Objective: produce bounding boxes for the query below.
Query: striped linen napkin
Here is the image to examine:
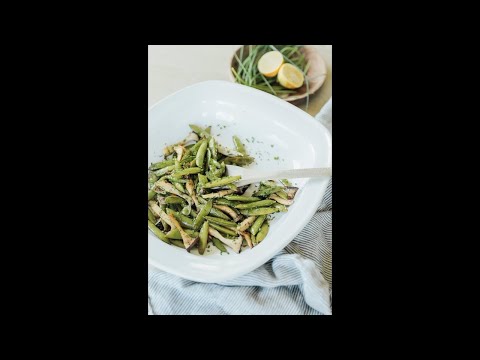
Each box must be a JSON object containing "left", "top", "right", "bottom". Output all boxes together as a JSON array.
[{"left": 148, "top": 98, "right": 332, "bottom": 315}]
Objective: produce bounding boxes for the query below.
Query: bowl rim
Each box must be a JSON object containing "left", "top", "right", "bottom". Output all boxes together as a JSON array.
[{"left": 148, "top": 80, "right": 332, "bottom": 282}]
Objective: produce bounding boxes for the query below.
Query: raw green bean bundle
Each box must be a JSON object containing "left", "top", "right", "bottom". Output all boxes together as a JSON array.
[{"left": 147, "top": 124, "right": 299, "bottom": 255}]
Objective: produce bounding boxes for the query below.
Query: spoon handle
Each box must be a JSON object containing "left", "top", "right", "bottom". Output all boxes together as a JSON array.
[
  {"left": 242, "top": 168, "right": 331, "bottom": 185},
  {"left": 276, "top": 168, "right": 331, "bottom": 179}
]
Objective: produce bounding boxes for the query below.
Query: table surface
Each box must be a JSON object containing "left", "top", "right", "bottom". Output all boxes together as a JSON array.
[{"left": 148, "top": 45, "right": 332, "bottom": 116}]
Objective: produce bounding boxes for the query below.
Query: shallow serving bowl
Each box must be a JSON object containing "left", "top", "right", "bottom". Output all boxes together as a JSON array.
[
  {"left": 148, "top": 80, "right": 332, "bottom": 282},
  {"left": 229, "top": 45, "right": 327, "bottom": 102}
]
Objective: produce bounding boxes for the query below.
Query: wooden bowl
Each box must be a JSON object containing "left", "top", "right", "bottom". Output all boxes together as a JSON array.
[{"left": 229, "top": 45, "right": 327, "bottom": 102}]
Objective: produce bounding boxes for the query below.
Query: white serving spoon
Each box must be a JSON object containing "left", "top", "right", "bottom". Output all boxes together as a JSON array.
[{"left": 226, "top": 165, "right": 332, "bottom": 187}]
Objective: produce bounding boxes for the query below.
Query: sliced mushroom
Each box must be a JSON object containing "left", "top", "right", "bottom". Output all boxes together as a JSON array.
[
  {"left": 168, "top": 214, "right": 198, "bottom": 252},
  {"left": 237, "top": 216, "right": 257, "bottom": 232},
  {"left": 156, "top": 195, "right": 167, "bottom": 205},
  {"left": 263, "top": 180, "right": 278, "bottom": 187},
  {"left": 158, "top": 209, "right": 175, "bottom": 228},
  {"left": 213, "top": 205, "right": 243, "bottom": 222},
  {"left": 217, "top": 143, "right": 244, "bottom": 157},
  {"left": 164, "top": 133, "right": 199, "bottom": 156},
  {"left": 182, "top": 132, "right": 199, "bottom": 145},
  {"left": 273, "top": 203, "right": 288, "bottom": 212},
  {"left": 269, "top": 194, "right": 294, "bottom": 206},
  {"left": 239, "top": 231, "right": 253, "bottom": 249},
  {"left": 174, "top": 145, "right": 186, "bottom": 161},
  {"left": 242, "top": 183, "right": 259, "bottom": 197},
  {"left": 208, "top": 228, "right": 242, "bottom": 253},
  {"left": 163, "top": 145, "right": 174, "bottom": 156},
  {"left": 201, "top": 189, "right": 237, "bottom": 199},
  {"left": 185, "top": 179, "right": 200, "bottom": 209},
  {"left": 285, "top": 187, "right": 299, "bottom": 200},
  {"left": 148, "top": 201, "right": 162, "bottom": 217},
  {"left": 155, "top": 180, "right": 192, "bottom": 203}
]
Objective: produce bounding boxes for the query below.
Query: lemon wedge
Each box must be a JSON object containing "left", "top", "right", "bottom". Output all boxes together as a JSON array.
[
  {"left": 257, "top": 51, "right": 284, "bottom": 78},
  {"left": 277, "top": 63, "right": 305, "bottom": 89}
]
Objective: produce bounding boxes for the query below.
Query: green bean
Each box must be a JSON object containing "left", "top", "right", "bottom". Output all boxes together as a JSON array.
[
  {"left": 206, "top": 148, "right": 211, "bottom": 168},
  {"left": 256, "top": 222, "right": 269, "bottom": 243},
  {"left": 276, "top": 190, "right": 289, "bottom": 200},
  {"left": 212, "top": 237, "right": 227, "bottom": 253},
  {"left": 172, "top": 167, "right": 202, "bottom": 178},
  {"left": 154, "top": 164, "right": 176, "bottom": 176},
  {"left": 196, "top": 141, "right": 208, "bottom": 168},
  {"left": 233, "top": 136, "right": 247, "bottom": 155},
  {"left": 165, "top": 228, "right": 198, "bottom": 240},
  {"left": 212, "top": 162, "right": 226, "bottom": 177},
  {"left": 174, "top": 182, "right": 186, "bottom": 193},
  {"left": 198, "top": 196, "right": 207, "bottom": 205},
  {"left": 234, "top": 199, "right": 276, "bottom": 209},
  {"left": 224, "top": 183, "right": 237, "bottom": 190},
  {"left": 209, "top": 222, "right": 237, "bottom": 236},
  {"left": 204, "top": 215, "right": 237, "bottom": 228},
  {"left": 148, "top": 190, "right": 156, "bottom": 201},
  {"left": 166, "top": 208, "right": 195, "bottom": 229},
  {"left": 209, "top": 137, "right": 217, "bottom": 159},
  {"left": 225, "top": 195, "right": 261, "bottom": 202},
  {"left": 171, "top": 240, "right": 186, "bottom": 248},
  {"left": 180, "top": 154, "right": 195, "bottom": 165},
  {"left": 198, "top": 221, "right": 209, "bottom": 255},
  {"left": 251, "top": 233, "right": 256, "bottom": 245},
  {"left": 162, "top": 176, "right": 188, "bottom": 184},
  {"left": 205, "top": 171, "right": 218, "bottom": 182},
  {"left": 165, "top": 196, "right": 186, "bottom": 205},
  {"left": 194, "top": 200, "right": 213, "bottom": 229},
  {"left": 149, "top": 159, "right": 175, "bottom": 171},
  {"left": 210, "top": 158, "right": 222, "bottom": 169},
  {"left": 190, "top": 139, "right": 206, "bottom": 155},
  {"left": 198, "top": 174, "right": 208, "bottom": 185},
  {"left": 201, "top": 189, "right": 237, "bottom": 199},
  {"left": 263, "top": 180, "right": 278, "bottom": 187},
  {"left": 209, "top": 207, "right": 230, "bottom": 220},
  {"left": 189, "top": 124, "right": 204, "bottom": 135},
  {"left": 148, "top": 208, "right": 156, "bottom": 223},
  {"left": 181, "top": 204, "right": 191, "bottom": 216},
  {"left": 191, "top": 209, "right": 198, "bottom": 217},
  {"left": 189, "top": 124, "right": 211, "bottom": 139},
  {"left": 254, "top": 186, "right": 283, "bottom": 197},
  {"left": 148, "top": 220, "right": 171, "bottom": 244},
  {"left": 250, "top": 215, "right": 266, "bottom": 235},
  {"left": 273, "top": 203, "right": 288, "bottom": 212},
  {"left": 214, "top": 198, "right": 239, "bottom": 207},
  {"left": 239, "top": 207, "right": 278, "bottom": 216},
  {"left": 148, "top": 173, "right": 158, "bottom": 185},
  {"left": 203, "top": 176, "right": 241, "bottom": 189},
  {"left": 223, "top": 156, "right": 255, "bottom": 166}
]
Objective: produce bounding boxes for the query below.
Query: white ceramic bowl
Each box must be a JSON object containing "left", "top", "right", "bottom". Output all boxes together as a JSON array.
[{"left": 148, "top": 80, "right": 332, "bottom": 282}]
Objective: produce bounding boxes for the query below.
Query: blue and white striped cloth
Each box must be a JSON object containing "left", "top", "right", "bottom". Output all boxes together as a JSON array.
[{"left": 148, "top": 98, "right": 332, "bottom": 315}]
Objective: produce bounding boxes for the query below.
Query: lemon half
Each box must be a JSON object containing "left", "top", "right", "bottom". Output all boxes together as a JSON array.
[
  {"left": 277, "top": 63, "right": 304, "bottom": 89},
  {"left": 257, "top": 51, "right": 284, "bottom": 78}
]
